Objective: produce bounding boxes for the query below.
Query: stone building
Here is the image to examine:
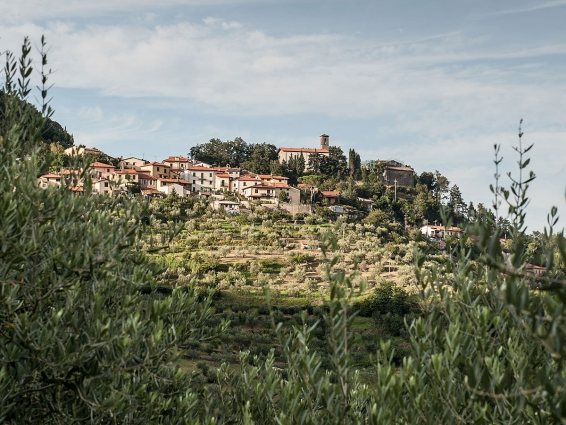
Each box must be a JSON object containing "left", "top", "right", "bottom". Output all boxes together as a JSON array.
[
  {"left": 383, "top": 165, "right": 414, "bottom": 188},
  {"left": 277, "top": 134, "right": 330, "bottom": 169}
]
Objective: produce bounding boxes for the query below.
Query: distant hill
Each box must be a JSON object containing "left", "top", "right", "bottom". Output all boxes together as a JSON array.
[{"left": 0, "top": 91, "right": 74, "bottom": 149}]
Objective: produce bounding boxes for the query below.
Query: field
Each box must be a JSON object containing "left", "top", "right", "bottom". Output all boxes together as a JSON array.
[{"left": 141, "top": 203, "right": 433, "bottom": 378}]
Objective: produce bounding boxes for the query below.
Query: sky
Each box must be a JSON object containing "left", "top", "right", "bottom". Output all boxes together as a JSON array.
[{"left": 1, "top": 0, "right": 565, "bottom": 231}]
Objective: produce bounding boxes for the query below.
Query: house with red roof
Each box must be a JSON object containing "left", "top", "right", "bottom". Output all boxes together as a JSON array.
[
  {"left": 156, "top": 178, "right": 192, "bottom": 197},
  {"left": 233, "top": 175, "right": 262, "bottom": 196},
  {"left": 89, "top": 162, "right": 114, "bottom": 179},
  {"left": 241, "top": 183, "right": 300, "bottom": 204}
]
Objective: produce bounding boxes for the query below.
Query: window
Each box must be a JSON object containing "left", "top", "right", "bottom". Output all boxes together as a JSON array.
[
  {"left": 157, "top": 167, "right": 160, "bottom": 172},
  {"left": 200, "top": 173, "right": 204, "bottom": 178},
  {"left": 243, "top": 182, "right": 247, "bottom": 186},
  {"left": 193, "top": 180, "right": 195, "bottom": 184},
  {"left": 104, "top": 182, "right": 108, "bottom": 187},
  {"left": 255, "top": 189, "right": 258, "bottom": 193},
  {"left": 209, "top": 173, "right": 212, "bottom": 178}
]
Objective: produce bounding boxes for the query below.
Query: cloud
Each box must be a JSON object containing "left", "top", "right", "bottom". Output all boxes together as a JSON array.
[
  {"left": 0, "top": 0, "right": 280, "bottom": 23},
  {"left": 2, "top": 19, "right": 563, "bottom": 136},
  {"left": 471, "top": 0, "right": 566, "bottom": 18}
]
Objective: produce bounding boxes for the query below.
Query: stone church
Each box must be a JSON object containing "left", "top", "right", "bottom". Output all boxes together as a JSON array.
[{"left": 277, "top": 134, "right": 330, "bottom": 169}]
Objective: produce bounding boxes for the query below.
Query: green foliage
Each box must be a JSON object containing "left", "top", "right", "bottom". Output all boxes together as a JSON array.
[
  {"left": 189, "top": 137, "right": 278, "bottom": 174},
  {"left": 356, "top": 282, "right": 414, "bottom": 317},
  {"left": 0, "top": 38, "right": 226, "bottom": 424}
]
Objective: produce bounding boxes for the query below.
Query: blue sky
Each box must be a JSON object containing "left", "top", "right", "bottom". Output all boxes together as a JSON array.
[{"left": 1, "top": 0, "right": 565, "bottom": 231}]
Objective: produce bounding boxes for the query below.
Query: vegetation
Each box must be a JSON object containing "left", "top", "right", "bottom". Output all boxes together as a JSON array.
[{"left": 3, "top": 36, "right": 566, "bottom": 424}]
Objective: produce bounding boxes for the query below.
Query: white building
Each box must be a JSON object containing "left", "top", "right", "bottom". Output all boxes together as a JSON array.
[
  {"left": 420, "top": 225, "right": 462, "bottom": 239},
  {"left": 186, "top": 166, "right": 216, "bottom": 194},
  {"left": 212, "top": 200, "right": 240, "bottom": 214}
]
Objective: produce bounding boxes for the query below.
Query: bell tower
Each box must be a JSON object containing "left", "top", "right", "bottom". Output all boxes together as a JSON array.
[{"left": 319, "top": 134, "right": 329, "bottom": 150}]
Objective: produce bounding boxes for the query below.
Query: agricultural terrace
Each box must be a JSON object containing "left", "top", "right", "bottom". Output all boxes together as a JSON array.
[{"left": 138, "top": 195, "right": 444, "bottom": 377}]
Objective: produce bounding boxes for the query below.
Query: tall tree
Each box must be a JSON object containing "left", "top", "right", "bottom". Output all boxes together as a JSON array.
[
  {"left": 241, "top": 142, "right": 278, "bottom": 174},
  {"left": 320, "top": 146, "right": 348, "bottom": 178},
  {"left": 348, "top": 148, "right": 362, "bottom": 179}
]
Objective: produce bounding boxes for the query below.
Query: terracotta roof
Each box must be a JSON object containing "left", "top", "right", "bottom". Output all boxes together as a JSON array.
[
  {"left": 278, "top": 148, "right": 329, "bottom": 153},
  {"left": 257, "top": 174, "right": 289, "bottom": 180},
  {"left": 142, "top": 162, "right": 170, "bottom": 167},
  {"left": 158, "top": 178, "right": 191, "bottom": 184},
  {"left": 41, "top": 173, "right": 61, "bottom": 178},
  {"left": 386, "top": 166, "right": 414, "bottom": 172},
  {"left": 137, "top": 173, "right": 157, "bottom": 180},
  {"left": 90, "top": 162, "right": 113, "bottom": 168},
  {"left": 113, "top": 169, "right": 138, "bottom": 174},
  {"left": 238, "top": 176, "right": 261, "bottom": 181},
  {"left": 141, "top": 188, "right": 163, "bottom": 195},
  {"left": 242, "top": 184, "right": 282, "bottom": 191},
  {"left": 422, "top": 225, "right": 462, "bottom": 232},
  {"left": 187, "top": 166, "right": 215, "bottom": 172},
  {"left": 163, "top": 156, "right": 190, "bottom": 163},
  {"left": 321, "top": 191, "right": 340, "bottom": 197},
  {"left": 216, "top": 173, "right": 230, "bottom": 178}
]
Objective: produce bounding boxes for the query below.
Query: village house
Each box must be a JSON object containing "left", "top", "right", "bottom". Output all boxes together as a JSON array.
[
  {"left": 320, "top": 190, "right": 341, "bottom": 205},
  {"left": 110, "top": 169, "right": 139, "bottom": 186},
  {"left": 186, "top": 166, "right": 216, "bottom": 194},
  {"left": 357, "top": 197, "right": 374, "bottom": 212},
  {"left": 139, "top": 162, "right": 173, "bottom": 179},
  {"left": 383, "top": 164, "right": 415, "bottom": 188},
  {"left": 214, "top": 172, "right": 231, "bottom": 191},
  {"left": 211, "top": 200, "right": 240, "bottom": 214},
  {"left": 257, "top": 174, "right": 289, "bottom": 185},
  {"left": 119, "top": 157, "right": 147, "bottom": 170},
  {"left": 92, "top": 178, "right": 113, "bottom": 195},
  {"left": 64, "top": 146, "right": 105, "bottom": 157},
  {"left": 38, "top": 173, "right": 62, "bottom": 188},
  {"left": 141, "top": 188, "right": 164, "bottom": 198},
  {"left": 89, "top": 162, "right": 114, "bottom": 179},
  {"left": 233, "top": 175, "right": 262, "bottom": 196},
  {"left": 137, "top": 173, "right": 157, "bottom": 189},
  {"left": 241, "top": 183, "right": 300, "bottom": 204},
  {"left": 162, "top": 155, "right": 191, "bottom": 173},
  {"left": 525, "top": 263, "right": 546, "bottom": 277},
  {"left": 156, "top": 178, "right": 192, "bottom": 197},
  {"left": 420, "top": 225, "right": 463, "bottom": 240}
]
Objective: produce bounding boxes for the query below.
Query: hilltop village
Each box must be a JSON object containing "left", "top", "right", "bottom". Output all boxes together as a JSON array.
[{"left": 39, "top": 134, "right": 423, "bottom": 219}]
